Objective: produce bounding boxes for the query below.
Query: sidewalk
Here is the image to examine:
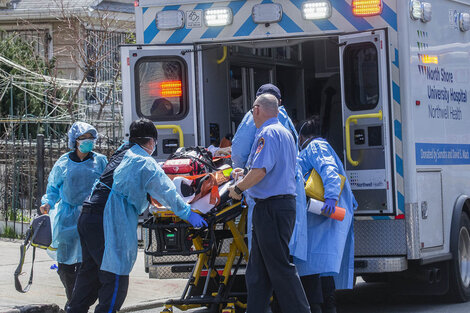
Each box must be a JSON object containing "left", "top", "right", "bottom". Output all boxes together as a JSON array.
[{"left": 0, "top": 238, "right": 187, "bottom": 312}]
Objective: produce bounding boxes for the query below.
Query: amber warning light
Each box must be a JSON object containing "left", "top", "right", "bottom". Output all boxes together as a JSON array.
[
  {"left": 152, "top": 80, "right": 183, "bottom": 97},
  {"left": 352, "top": 0, "right": 383, "bottom": 17}
]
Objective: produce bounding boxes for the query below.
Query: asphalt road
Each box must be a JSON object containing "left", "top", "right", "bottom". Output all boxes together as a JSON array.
[
  {"left": 336, "top": 281, "right": 470, "bottom": 313},
  {"left": 137, "top": 280, "right": 470, "bottom": 313}
]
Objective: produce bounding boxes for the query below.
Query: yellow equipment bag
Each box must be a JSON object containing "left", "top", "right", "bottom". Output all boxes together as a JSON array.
[{"left": 305, "top": 169, "right": 346, "bottom": 201}]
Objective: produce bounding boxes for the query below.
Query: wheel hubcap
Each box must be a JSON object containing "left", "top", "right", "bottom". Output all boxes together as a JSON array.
[{"left": 459, "top": 226, "right": 470, "bottom": 288}]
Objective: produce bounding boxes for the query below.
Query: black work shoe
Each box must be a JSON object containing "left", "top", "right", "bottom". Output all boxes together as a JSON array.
[{"left": 322, "top": 294, "right": 337, "bottom": 313}]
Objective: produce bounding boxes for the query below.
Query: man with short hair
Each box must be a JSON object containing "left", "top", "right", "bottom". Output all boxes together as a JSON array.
[
  {"left": 229, "top": 94, "right": 310, "bottom": 313},
  {"left": 67, "top": 119, "right": 206, "bottom": 313},
  {"left": 231, "top": 84, "right": 307, "bottom": 260}
]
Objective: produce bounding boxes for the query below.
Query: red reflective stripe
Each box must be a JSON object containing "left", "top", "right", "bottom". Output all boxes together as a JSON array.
[
  {"left": 200, "top": 270, "right": 225, "bottom": 277},
  {"left": 395, "top": 214, "right": 405, "bottom": 220}
]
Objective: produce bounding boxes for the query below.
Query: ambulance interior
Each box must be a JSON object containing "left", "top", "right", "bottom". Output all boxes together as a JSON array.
[
  {"left": 200, "top": 37, "right": 345, "bottom": 161},
  {"left": 200, "top": 37, "right": 344, "bottom": 159}
]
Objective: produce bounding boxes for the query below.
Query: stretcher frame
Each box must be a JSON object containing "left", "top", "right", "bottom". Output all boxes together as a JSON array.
[{"left": 144, "top": 200, "right": 249, "bottom": 313}]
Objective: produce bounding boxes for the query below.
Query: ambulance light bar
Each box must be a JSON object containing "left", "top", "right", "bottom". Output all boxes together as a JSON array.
[
  {"left": 421, "top": 2, "right": 432, "bottom": 22},
  {"left": 159, "top": 80, "right": 183, "bottom": 98},
  {"left": 252, "top": 3, "right": 283, "bottom": 24},
  {"left": 410, "top": 1, "right": 432, "bottom": 22},
  {"left": 204, "top": 7, "right": 233, "bottom": 27},
  {"left": 420, "top": 54, "right": 438, "bottom": 64},
  {"left": 459, "top": 12, "right": 470, "bottom": 32},
  {"left": 352, "top": 0, "right": 383, "bottom": 17},
  {"left": 156, "top": 10, "right": 185, "bottom": 30},
  {"left": 410, "top": 0, "right": 422, "bottom": 20},
  {"left": 301, "top": 1, "right": 332, "bottom": 20}
]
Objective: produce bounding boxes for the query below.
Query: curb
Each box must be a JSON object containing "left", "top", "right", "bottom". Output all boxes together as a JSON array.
[
  {"left": 119, "top": 300, "right": 166, "bottom": 312},
  {"left": 1, "top": 300, "right": 167, "bottom": 313},
  {"left": 1, "top": 304, "right": 64, "bottom": 313}
]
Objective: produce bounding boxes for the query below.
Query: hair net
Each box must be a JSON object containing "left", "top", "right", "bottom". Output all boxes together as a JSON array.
[{"left": 68, "top": 122, "right": 98, "bottom": 149}]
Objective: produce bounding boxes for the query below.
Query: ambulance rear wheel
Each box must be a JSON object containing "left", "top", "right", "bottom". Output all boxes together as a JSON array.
[{"left": 447, "top": 212, "right": 470, "bottom": 302}]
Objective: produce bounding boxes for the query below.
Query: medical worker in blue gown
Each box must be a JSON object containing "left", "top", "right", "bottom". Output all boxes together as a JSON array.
[
  {"left": 67, "top": 119, "right": 207, "bottom": 313},
  {"left": 40, "top": 122, "right": 108, "bottom": 308},
  {"left": 294, "top": 117, "right": 358, "bottom": 313},
  {"left": 231, "top": 84, "right": 307, "bottom": 255}
]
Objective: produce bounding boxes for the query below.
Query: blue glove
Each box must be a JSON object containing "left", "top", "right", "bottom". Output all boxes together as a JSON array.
[
  {"left": 321, "top": 199, "right": 336, "bottom": 216},
  {"left": 187, "top": 211, "right": 208, "bottom": 228}
]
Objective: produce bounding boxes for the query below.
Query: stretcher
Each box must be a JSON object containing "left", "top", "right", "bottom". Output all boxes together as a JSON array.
[{"left": 142, "top": 167, "right": 249, "bottom": 313}]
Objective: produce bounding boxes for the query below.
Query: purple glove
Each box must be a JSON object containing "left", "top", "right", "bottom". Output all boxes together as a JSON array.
[
  {"left": 321, "top": 199, "right": 336, "bottom": 216},
  {"left": 187, "top": 211, "right": 208, "bottom": 228}
]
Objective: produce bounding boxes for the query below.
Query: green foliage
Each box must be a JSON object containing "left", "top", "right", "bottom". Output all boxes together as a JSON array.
[
  {"left": 124, "top": 32, "right": 136, "bottom": 44},
  {"left": 7, "top": 209, "right": 31, "bottom": 223},
  {"left": 0, "top": 225, "right": 20, "bottom": 239},
  {"left": 0, "top": 30, "right": 56, "bottom": 137}
]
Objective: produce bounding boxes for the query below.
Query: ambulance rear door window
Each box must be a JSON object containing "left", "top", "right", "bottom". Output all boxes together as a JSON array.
[
  {"left": 343, "top": 42, "right": 379, "bottom": 111},
  {"left": 135, "top": 57, "right": 188, "bottom": 121}
]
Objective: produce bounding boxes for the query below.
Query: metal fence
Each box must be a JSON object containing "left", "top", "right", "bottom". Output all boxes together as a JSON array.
[{"left": 0, "top": 126, "right": 122, "bottom": 238}]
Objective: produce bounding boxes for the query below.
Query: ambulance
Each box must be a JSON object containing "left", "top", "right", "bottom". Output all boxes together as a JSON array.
[{"left": 121, "top": 0, "right": 470, "bottom": 300}]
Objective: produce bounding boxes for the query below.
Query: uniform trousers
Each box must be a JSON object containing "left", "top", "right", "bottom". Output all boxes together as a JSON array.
[
  {"left": 57, "top": 262, "right": 80, "bottom": 308},
  {"left": 67, "top": 211, "right": 129, "bottom": 313},
  {"left": 246, "top": 197, "right": 310, "bottom": 313}
]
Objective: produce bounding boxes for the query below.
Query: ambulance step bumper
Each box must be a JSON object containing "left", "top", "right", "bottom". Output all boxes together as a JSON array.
[
  {"left": 148, "top": 263, "right": 196, "bottom": 279},
  {"left": 354, "top": 256, "right": 408, "bottom": 274}
]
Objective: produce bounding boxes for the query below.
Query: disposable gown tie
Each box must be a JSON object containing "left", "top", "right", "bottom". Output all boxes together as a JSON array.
[{"left": 43, "top": 152, "right": 108, "bottom": 264}]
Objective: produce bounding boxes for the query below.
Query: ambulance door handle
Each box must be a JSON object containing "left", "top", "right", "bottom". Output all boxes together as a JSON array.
[
  {"left": 345, "top": 111, "right": 383, "bottom": 166},
  {"left": 155, "top": 125, "right": 184, "bottom": 147},
  {"left": 421, "top": 201, "right": 428, "bottom": 220}
]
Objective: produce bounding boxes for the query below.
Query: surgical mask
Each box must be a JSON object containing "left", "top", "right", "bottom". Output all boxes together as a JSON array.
[
  {"left": 142, "top": 139, "right": 157, "bottom": 155},
  {"left": 77, "top": 139, "right": 95, "bottom": 153}
]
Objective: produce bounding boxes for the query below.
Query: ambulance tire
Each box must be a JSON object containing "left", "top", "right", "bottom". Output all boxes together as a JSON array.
[{"left": 447, "top": 212, "right": 470, "bottom": 302}]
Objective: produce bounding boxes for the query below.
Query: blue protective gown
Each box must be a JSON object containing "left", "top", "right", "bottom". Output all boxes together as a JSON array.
[
  {"left": 101, "top": 144, "right": 192, "bottom": 275},
  {"left": 42, "top": 152, "right": 108, "bottom": 264},
  {"left": 294, "top": 138, "right": 358, "bottom": 289},
  {"left": 231, "top": 106, "right": 308, "bottom": 257}
]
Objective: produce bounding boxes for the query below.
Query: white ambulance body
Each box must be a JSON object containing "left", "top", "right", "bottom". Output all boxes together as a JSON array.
[{"left": 122, "top": 0, "right": 470, "bottom": 299}]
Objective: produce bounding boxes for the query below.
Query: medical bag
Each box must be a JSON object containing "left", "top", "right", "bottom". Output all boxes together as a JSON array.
[
  {"left": 14, "top": 214, "right": 56, "bottom": 293},
  {"left": 162, "top": 146, "right": 216, "bottom": 176}
]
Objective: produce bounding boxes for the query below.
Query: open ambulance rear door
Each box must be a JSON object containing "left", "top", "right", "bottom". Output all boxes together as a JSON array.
[
  {"left": 121, "top": 45, "right": 198, "bottom": 160},
  {"left": 340, "top": 30, "right": 395, "bottom": 216}
]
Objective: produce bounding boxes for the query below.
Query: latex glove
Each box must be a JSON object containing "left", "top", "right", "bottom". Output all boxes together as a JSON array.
[
  {"left": 228, "top": 186, "right": 243, "bottom": 200},
  {"left": 187, "top": 211, "right": 208, "bottom": 228},
  {"left": 321, "top": 199, "right": 336, "bottom": 216},
  {"left": 39, "top": 203, "right": 50, "bottom": 215}
]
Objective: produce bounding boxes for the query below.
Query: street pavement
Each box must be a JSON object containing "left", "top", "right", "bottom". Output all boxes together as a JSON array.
[
  {"left": 0, "top": 238, "right": 186, "bottom": 312},
  {"left": 158, "top": 283, "right": 470, "bottom": 313},
  {"left": 2, "top": 238, "right": 470, "bottom": 313}
]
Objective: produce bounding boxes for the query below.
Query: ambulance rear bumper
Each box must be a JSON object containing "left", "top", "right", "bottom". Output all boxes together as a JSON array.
[{"left": 354, "top": 256, "right": 408, "bottom": 274}]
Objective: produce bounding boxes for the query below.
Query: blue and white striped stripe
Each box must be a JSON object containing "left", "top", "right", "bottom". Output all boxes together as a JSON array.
[{"left": 141, "top": 0, "right": 399, "bottom": 44}]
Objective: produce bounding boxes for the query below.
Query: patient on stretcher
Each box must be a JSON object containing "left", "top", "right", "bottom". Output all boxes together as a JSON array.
[{"left": 150, "top": 146, "right": 234, "bottom": 216}]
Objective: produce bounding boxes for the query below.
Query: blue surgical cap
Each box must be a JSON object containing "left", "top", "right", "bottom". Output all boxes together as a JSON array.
[{"left": 68, "top": 122, "right": 98, "bottom": 149}]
